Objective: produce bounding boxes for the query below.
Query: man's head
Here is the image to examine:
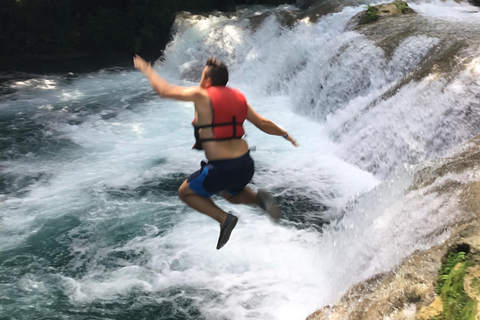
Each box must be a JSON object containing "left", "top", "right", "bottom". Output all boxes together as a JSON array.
[{"left": 200, "top": 57, "right": 228, "bottom": 88}]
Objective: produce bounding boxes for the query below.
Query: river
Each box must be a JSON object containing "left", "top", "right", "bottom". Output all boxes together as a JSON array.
[{"left": 1, "top": 1, "right": 480, "bottom": 319}]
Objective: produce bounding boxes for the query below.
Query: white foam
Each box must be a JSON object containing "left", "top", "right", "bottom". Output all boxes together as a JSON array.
[
  {"left": 410, "top": 0, "right": 480, "bottom": 22},
  {"left": 2, "top": 3, "right": 480, "bottom": 319}
]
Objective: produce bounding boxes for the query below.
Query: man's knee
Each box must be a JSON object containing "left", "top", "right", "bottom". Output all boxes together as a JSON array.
[
  {"left": 221, "top": 190, "right": 230, "bottom": 199},
  {"left": 221, "top": 191, "right": 237, "bottom": 203},
  {"left": 178, "top": 181, "right": 189, "bottom": 201}
]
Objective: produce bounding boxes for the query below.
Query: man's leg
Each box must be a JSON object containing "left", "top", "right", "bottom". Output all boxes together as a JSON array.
[
  {"left": 221, "top": 186, "right": 257, "bottom": 205},
  {"left": 222, "top": 187, "right": 282, "bottom": 221},
  {"left": 178, "top": 179, "right": 228, "bottom": 224},
  {"left": 179, "top": 179, "right": 238, "bottom": 250}
]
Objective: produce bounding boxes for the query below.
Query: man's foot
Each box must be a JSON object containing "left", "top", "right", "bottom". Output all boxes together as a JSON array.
[
  {"left": 216, "top": 213, "right": 238, "bottom": 250},
  {"left": 256, "top": 189, "right": 282, "bottom": 221}
]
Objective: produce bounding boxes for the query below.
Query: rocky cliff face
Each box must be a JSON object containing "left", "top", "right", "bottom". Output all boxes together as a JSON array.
[
  {"left": 300, "top": 3, "right": 480, "bottom": 314},
  {"left": 307, "top": 135, "right": 480, "bottom": 319},
  {"left": 304, "top": 1, "right": 480, "bottom": 318},
  {"left": 307, "top": 128, "right": 480, "bottom": 320}
]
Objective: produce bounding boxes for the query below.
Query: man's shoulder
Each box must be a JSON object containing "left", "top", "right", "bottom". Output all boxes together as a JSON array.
[
  {"left": 192, "top": 87, "right": 211, "bottom": 108},
  {"left": 184, "top": 86, "right": 208, "bottom": 101},
  {"left": 193, "top": 86, "right": 209, "bottom": 96}
]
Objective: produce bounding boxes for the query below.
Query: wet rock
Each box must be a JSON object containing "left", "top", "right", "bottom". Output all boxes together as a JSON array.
[
  {"left": 306, "top": 135, "right": 480, "bottom": 320},
  {"left": 248, "top": 9, "right": 305, "bottom": 30},
  {"left": 469, "top": 0, "right": 480, "bottom": 7},
  {"left": 303, "top": 0, "right": 344, "bottom": 22},
  {"left": 417, "top": 296, "right": 443, "bottom": 319},
  {"left": 464, "top": 265, "right": 480, "bottom": 303},
  {"left": 299, "top": 0, "right": 365, "bottom": 22},
  {"left": 296, "top": 0, "right": 320, "bottom": 10},
  {"left": 349, "top": 1, "right": 416, "bottom": 27}
]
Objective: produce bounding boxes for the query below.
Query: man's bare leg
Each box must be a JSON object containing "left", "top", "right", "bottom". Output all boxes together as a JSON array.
[
  {"left": 178, "top": 179, "right": 227, "bottom": 224},
  {"left": 221, "top": 186, "right": 258, "bottom": 205},
  {"left": 222, "top": 186, "right": 282, "bottom": 221},
  {"left": 179, "top": 179, "right": 238, "bottom": 249}
]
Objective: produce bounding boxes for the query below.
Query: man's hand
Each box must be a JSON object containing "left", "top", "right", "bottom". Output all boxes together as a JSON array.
[
  {"left": 285, "top": 134, "right": 298, "bottom": 147},
  {"left": 133, "top": 55, "right": 152, "bottom": 75}
]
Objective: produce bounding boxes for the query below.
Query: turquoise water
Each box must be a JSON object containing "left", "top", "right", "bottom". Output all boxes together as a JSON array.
[
  {"left": 0, "top": 67, "right": 337, "bottom": 319},
  {"left": 1, "top": 2, "right": 480, "bottom": 319}
]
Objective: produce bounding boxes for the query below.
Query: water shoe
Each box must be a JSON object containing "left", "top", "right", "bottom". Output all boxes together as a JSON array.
[
  {"left": 256, "top": 189, "right": 282, "bottom": 221},
  {"left": 216, "top": 213, "right": 238, "bottom": 250}
]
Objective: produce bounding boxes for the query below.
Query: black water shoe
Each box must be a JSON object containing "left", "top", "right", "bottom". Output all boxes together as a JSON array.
[
  {"left": 256, "top": 189, "right": 282, "bottom": 221},
  {"left": 216, "top": 213, "right": 238, "bottom": 250}
]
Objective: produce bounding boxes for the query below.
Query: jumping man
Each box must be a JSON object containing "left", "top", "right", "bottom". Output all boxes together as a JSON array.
[{"left": 133, "top": 55, "right": 297, "bottom": 249}]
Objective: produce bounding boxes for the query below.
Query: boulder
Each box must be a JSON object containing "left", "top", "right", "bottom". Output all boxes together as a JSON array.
[{"left": 349, "top": 1, "right": 415, "bottom": 26}]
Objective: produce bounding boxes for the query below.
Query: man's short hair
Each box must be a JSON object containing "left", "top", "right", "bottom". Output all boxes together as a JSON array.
[{"left": 205, "top": 57, "right": 228, "bottom": 86}]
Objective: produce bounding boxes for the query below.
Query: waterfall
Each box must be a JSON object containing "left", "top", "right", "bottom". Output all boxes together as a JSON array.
[{"left": 1, "top": 1, "right": 479, "bottom": 319}]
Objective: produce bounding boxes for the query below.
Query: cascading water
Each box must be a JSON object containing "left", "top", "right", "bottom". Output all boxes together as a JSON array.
[{"left": 1, "top": 1, "right": 480, "bottom": 319}]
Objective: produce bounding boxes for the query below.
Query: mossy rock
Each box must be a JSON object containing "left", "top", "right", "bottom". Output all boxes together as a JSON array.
[
  {"left": 418, "top": 296, "right": 443, "bottom": 319},
  {"left": 350, "top": 1, "right": 416, "bottom": 26}
]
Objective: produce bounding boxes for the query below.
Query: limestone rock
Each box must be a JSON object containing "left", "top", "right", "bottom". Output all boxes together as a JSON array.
[
  {"left": 464, "top": 265, "right": 480, "bottom": 320},
  {"left": 349, "top": 1, "right": 416, "bottom": 27},
  {"left": 417, "top": 297, "right": 443, "bottom": 319},
  {"left": 306, "top": 135, "right": 480, "bottom": 320},
  {"left": 375, "top": 1, "right": 415, "bottom": 16}
]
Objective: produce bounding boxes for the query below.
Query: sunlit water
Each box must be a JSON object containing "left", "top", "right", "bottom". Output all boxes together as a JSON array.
[{"left": 1, "top": 1, "right": 480, "bottom": 319}]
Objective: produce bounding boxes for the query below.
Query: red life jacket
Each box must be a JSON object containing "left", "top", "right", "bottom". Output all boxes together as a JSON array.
[{"left": 193, "top": 86, "right": 248, "bottom": 150}]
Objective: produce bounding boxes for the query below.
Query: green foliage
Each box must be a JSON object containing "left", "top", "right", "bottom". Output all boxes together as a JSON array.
[
  {"left": 364, "top": 4, "right": 379, "bottom": 23},
  {"left": 434, "top": 251, "right": 476, "bottom": 320},
  {"left": 82, "top": 8, "right": 131, "bottom": 53},
  {"left": 395, "top": 1, "right": 410, "bottom": 14},
  {"left": 1, "top": 0, "right": 73, "bottom": 54},
  {"left": 437, "top": 251, "right": 467, "bottom": 294},
  {"left": 0, "top": 0, "right": 295, "bottom": 57}
]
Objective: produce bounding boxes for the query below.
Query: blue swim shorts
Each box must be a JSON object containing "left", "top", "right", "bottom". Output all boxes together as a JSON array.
[{"left": 187, "top": 151, "right": 255, "bottom": 197}]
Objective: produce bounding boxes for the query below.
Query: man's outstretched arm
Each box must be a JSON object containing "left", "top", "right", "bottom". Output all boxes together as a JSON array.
[
  {"left": 246, "top": 103, "right": 298, "bottom": 147},
  {"left": 134, "top": 55, "right": 202, "bottom": 102}
]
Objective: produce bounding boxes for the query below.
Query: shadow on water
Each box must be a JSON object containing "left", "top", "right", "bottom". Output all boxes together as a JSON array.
[
  {"left": 276, "top": 192, "right": 329, "bottom": 230},
  {"left": 103, "top": 173, "right": 331, "bottom": 227},
  {"left": 0, "top": 54, "right": 133, "bottom": 75},
  {"left": 102, "top": 173, "right": 331, "bottom": 230},
  {"left": 101, "top": 173, "right": 188, "bottom": 200}
]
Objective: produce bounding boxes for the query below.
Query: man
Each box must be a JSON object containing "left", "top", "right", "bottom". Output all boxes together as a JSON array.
[{"left": 133, "top": 55, "right": 297, "bottom": 250}]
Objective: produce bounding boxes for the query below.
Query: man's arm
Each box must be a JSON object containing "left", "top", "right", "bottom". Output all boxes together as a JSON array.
[
  {"left": 134, "top": 55, "right": 202, "bottom": 102},
  {"left": 246, "top": 103, "right": 298, "bottom": 147}
]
